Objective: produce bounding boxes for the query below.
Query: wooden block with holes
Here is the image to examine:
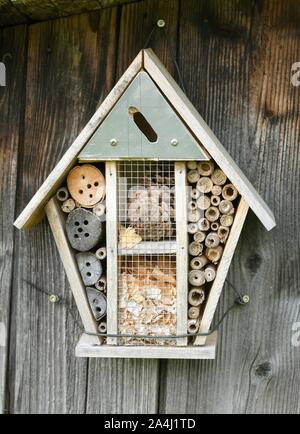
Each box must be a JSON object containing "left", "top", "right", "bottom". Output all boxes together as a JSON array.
[{"left": 14, "top": 49, "right": 275, "bottom": 359}]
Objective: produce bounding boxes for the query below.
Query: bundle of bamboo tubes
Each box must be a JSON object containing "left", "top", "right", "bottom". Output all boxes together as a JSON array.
[{"left": 186, "top": 160, "right": 240, "bottom": 337}]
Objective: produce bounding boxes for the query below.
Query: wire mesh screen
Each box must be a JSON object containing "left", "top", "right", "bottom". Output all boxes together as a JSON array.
[{"left": 117, "top": 161, "right": 177, "bottom": 345}]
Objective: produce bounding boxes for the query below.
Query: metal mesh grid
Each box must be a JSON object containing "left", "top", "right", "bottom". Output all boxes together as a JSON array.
[{"left": 117, "top": 161, "right": 177, "bottom": 345}]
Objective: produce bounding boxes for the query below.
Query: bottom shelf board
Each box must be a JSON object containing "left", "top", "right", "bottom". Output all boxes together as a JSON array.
[{"left": 75, "top": 332, "right": 217, "bottom": 359}]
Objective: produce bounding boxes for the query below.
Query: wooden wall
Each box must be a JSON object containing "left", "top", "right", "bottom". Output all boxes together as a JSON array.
[{"left": 0, "top": 0, "right": 299, "bottom": 414}]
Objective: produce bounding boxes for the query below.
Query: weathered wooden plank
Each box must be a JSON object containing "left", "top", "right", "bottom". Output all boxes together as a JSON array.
[
  {"left": 160, "top": 0, "right": 300, "bottom": 414},
  {"left": 0, "top": 0, "right": 27, "bottom": 27},
  {"left": 175, "top": 162, "right": 188, "bottom": 346},
  {"left": 85, "top": 0, "right": 180, "bottom": 414},
  {"left": 9, "top": 10, "right": 118, "bottom": 414},
  {"left": 0, "top": 24, "right": 27, "bottom": 415},
  {"left": 0, "top": 0, "right": 142, "bottom": 27},
  {"left": 76, "top": 332, "right": 217, "bottom": 359},
  {"left": 105, "top": 162, "right": 118, "bottom": 345}
]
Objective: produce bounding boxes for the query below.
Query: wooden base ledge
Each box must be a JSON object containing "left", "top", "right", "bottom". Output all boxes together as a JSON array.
[{"left": 75, "top": 332, "right": 217, "bottom": 359}]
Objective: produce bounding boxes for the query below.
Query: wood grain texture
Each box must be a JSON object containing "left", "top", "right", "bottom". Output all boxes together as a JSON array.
[
  {"left": 0, "top": 24, "right": 27, "bottom": 414},
  {"left": 84, "top": 0, "right": 180, "bottom": 414},
  {"left": 8, "top": 10, "right": 117, "bottom": 414},
  {"left": 0, "top": 0, "right": 142, "bottom": 27},
  {"left": 159, "top": 0, "right": 300, "bottom": 414},
  {"left": 1, "top": 0, "right": 300, "bottom": 414}
]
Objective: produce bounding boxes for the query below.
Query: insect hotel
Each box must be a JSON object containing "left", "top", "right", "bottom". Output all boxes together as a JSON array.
[{"left": 14, "top": 49, "right": 276, "bottom": 359}]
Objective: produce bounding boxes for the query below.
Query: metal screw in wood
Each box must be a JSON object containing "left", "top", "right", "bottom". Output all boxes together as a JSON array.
[
  {"left": 157, "top": 19, "right": 165, "bottom": 28},
  {"left": 242, "top": 295, "right": 250, "bottom": 304},
  {"left": 49, "top": 294, "right": 59, "bottom": 303}
]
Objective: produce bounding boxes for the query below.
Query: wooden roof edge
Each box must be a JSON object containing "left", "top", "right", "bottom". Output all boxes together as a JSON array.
[
  {"left": 15, "top": 48, "right": 276, "bottom": 231},
  {"left": 143, "top": 48, "right": 276, "bottom": 231},
  {"left": 14, "top": 50, "right": 143, "bottom": 230}
]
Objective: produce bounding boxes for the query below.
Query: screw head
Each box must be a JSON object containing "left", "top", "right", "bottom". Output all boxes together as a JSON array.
[
  {"left": 157, "top": 19, "right": 165, "bottom": 28},
  {"left": 171, "top": 138, "right": 178, "bottom": 146},
  {"left": 49, "top": 294, "right": 59, "bottom": 303},
  {"left": 110, "top": 138, "right": 117, "bottom": 146},
  {"left": 242, "top": 295, "right": 250, "bottom": 304}
]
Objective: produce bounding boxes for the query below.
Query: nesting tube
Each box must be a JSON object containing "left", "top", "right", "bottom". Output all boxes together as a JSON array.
[
  {"left": 56, "top": 187, "right": 69, "bottom": 202},
  {"left": 188, "top": 287, "right": 205, "bottom": 306}
]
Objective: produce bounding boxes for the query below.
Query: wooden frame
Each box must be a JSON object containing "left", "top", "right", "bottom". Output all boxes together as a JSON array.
[
  {"left": 195, "top": 197, "right": 249, "bottom": 345},
  {"left": 15, "top": 48, "right": 276, "bottom": 359},
  {"left": 175, "top": 162, "right": 188, "bottom": 346},
  {"left": 143, "top": 49, "right": 275, "bottom": 231},
  {"left": 45, "top": 197, "right": 99, "bottom": 341},
  {"left": 15, "top": 49, "right": 275, "bottom": 232},
  {"left": 76, "top": 332, "right": 217, "bottom": 359},
  {"left": 105, "top": 162, "right": 118, "bottom": 345},
  {"left": 14, "top": 51, "right": 143, "bottom": 230}
]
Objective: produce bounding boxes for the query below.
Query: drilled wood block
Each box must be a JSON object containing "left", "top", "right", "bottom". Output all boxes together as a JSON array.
[
  {"left": 66, "top": 208, "right": 103, "bottom": 251},
  {"left": 76, "top": 252, "right": 103, "bottom": 286},
  {"left": 67, "top": 164, "right": 105, "bottom": 207},
  {"left": 86, "top": 287, "right": 107, "bottom": 321}
]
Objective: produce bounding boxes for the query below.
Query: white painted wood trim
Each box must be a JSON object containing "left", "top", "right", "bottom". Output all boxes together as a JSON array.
[
  {"left": 143, "top": 49, "right": 275, "bottom": 231},
  {"left": 45, "top": 198, "right": 100, "bottom": 341},
  {"left": 106, "top": 162, "right": 118, "bottom": 345},
  {"left": 76, "top": 332, "right": 217, "bottom": 359},
  {"left": 14, "top": 51, "right": 143, "bottom": 230},
  {"left": 175, "top": 162, "right": 188, "bottom": 346},
  {"left": 195, "top": 197, "right": 249, "bottom": 345}
]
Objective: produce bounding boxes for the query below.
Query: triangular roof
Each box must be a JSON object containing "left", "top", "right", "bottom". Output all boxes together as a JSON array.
[
  {"left": 79, "top": 70, "right": 208, "bottom": 161},
  {"left": 14, "top": 49, "right": 276, "bottom": 231}
]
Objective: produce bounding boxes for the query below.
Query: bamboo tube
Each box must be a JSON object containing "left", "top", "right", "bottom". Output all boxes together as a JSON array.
[
  {"left": 61, "top": 198, "right": 76, "bottom": 213},
  {"left": 196, "top": 195, "right": 210, "bottom": 210},
  {"left": 187, "top": 161, "right": 197, "bottom": 170},
  {"left": 56, "top": 187, "right": 69, "bottom": 202},
  {"left": 211, "top": 195, "right": 221, "bottom": 207},
  {"left": 218, "top": 226, "right": 230, "bottom": 243},
  {"left": 205, "top": 232, "right": 220, "bottom": 248},
  {"left": 193, "top": 231, "right": 205, "bottom": 243},
  {"left": 197, "top": 161, "right": 214, "bottom": 176},
  {"left": 95, "top": 276, "right": 107, "bottom": 292},
  {"left": 222, "top": 183, "right": 238, "bottom": 201},
  {"left": 96, "top": 247, "right": 107, "bottom": 260},
  {"left": 93, "top": 202, "right": 106, "bottom": 217},
  {"left": 220, "top": 214, "right": 234, "bottom": 227},
  {"left": 196, "top": 177, "right": 213, "bottom": 193},
  {"left": 188, "top": 200, "right": 197, "bottom": 211},
  {"left": 191, "top": 188, "right": 200, "bottom": 200},
  {"left": 190, "top": 255, "right": 208, "bottom": 270},
  {"left": 188, "top": 306, "right": 200, "bottom": 319},
  {"left": 219, "top": 200, "right": 234, "bottom": 215},
  {"left": 204, "top": 264, "right": 217, "bottom": 282},
  {"left": 188, "top": 287, "right": 205, "bottom": 306},
  {"left": 211, "top": 185, "right": 222, "bottom": 196},
  {"left": 188, "top": 223, "right": 198, "bottom": 234},
  {"left": 205, "top": 206, "right": 220, "bottom": 222},
  {"left": 187, "top": 319, "right": 200, "bottom": 334},
  {"left": 189, "top": 241, "right": 203, "bottom": 257},
  {"left": 205, "top": 246, "right": 223, "bottom": 264},
  {"left": 188, "top": 209, "right": 201, "bottom": 223},
  {"left": 189, "top": 270, "right": 206, "bottom": 286},
  {"left": 211, "top": 169, "right": 227, "bottom": 186},
  {"left": 211, "top": 222, "right": 219, "bottom": 231},
  {"left": 187, "top": 169, "right": 200, "bottom": 184},
  {"left": 198, "top": 218, "right": 210, "bottom": 231},
  {"left": 98, "top": 321, "right": 107, "bottom": 333}
]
